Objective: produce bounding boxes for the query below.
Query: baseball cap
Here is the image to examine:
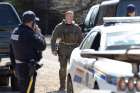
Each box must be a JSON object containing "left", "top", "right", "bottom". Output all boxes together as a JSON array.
[
  {"left": 22, "top": 10, "right": 39, "bottom": 23},
  {"left": 127, "top": 4, "right": 136, "bottom": 13}
]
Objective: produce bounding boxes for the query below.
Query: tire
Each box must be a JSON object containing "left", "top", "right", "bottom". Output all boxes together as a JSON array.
[
  {"left": 94, "top": 81, "right": 99, "bottom": 89},
  {"left": 0, "top": 77, "right": 9, "bottom": 86},
  {"left": 67, "top": 75, "right": 74, "bottom": 93},
  {"left": 0, "top": 67, "right": 10, "bottom": 86}
]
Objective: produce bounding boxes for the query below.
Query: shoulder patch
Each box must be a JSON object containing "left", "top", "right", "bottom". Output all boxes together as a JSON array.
[
  {"left": 11, "top": 34, "right": 19, "bottom": 41},
  {"left": 57, "top": 22, "right": 63, "bottom": 26},
  {"left": 12, "top": 27, "right": 18, "bottom": 33}
]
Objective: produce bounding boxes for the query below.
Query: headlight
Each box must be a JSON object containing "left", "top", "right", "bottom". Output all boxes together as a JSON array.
[{"left": 106, "top": 75, "right": 118, "bottom": 85}]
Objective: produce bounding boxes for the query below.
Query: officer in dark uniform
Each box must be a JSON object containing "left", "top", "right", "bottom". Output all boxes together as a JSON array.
[
  {"left": 10, "top": 10, "right": 46, "bottom": 93},
  {"left": 51, "top": 10, "right": 83, "bottom": 91},
  {"left": 126, "top": 4, "right": 136, "bottom": 16}
]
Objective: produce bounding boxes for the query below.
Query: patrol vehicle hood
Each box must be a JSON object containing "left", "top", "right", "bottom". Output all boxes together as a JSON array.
[
  {"left": 81, "top": 49, "right": 140, "bottom": 77},
  {"left": 94, "top": 58, "right": 133, "bottom": 77}
]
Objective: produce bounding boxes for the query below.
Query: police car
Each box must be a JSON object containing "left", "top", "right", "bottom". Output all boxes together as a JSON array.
[{"left": 67, "top": 17, "right": 140, "bottom": 93}]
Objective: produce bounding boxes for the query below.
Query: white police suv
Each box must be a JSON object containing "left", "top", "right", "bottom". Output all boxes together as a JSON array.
[{"left": 67, "top": 17, "right": 140, "bottom": 93}]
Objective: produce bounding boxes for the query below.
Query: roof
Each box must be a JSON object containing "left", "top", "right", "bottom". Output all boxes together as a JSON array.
[
  {"left": 104, "top": 23, "right": 140, "bottom": 33},
  {"left": 90, "top": 22, "right": 140, "bottom": 34}
]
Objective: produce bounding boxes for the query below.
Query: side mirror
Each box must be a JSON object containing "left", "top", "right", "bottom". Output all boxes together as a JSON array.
[
  {"left": 80, "top": 49, "right": 97, "bottom": 58},
  {"left": 80, "top": 49, "right": 115, "bottom": 59},
  {"left": 81, "top": 48, "right": 140, "bottom": 64}
]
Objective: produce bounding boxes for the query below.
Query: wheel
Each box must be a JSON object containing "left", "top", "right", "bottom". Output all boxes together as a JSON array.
[
  {"left": 67, "top": 75, "right": 74, "bottom": 93},
  {"left": 0, "top": 77, "right": 9, "bottom": 86},
  {"left": 94, "top": 81, "right": 99, "bottom": 89},
  {"left": 0, "top": 67, "right": 10, "bottom": 86}
]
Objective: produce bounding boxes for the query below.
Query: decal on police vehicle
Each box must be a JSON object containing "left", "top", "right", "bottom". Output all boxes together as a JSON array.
[
  {"left": 74, "top": 67, "right": 86, "bottom": 83},
  {"left": 74, "top": 75, "right": 82, "bottom": 83}
]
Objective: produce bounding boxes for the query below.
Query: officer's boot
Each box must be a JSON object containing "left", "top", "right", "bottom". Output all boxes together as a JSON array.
[{"left": 59, "top": 68, "right": 66, "bottom": 91}]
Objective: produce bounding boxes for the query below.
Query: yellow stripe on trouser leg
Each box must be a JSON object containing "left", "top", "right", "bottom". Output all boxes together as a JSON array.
[{"left": 27, "top": 76, "right": 33, "bottom": 93}]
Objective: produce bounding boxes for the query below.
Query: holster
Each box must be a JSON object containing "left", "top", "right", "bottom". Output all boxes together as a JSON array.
[{"left": 28, "top": 63, "right": 43, "bottom": 76}]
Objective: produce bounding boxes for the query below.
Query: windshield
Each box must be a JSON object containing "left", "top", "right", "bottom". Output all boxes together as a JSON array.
[
  {"left": 0, "top": 4, "right": 20, "bottom": 28},
  {"left": 106, "top": 31, "right": 140, "bottom": 50}
]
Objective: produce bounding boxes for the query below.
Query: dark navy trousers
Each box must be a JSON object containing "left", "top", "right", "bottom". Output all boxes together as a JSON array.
[{"left": 15, "top": 63, "right": 37, "bottom": 93}]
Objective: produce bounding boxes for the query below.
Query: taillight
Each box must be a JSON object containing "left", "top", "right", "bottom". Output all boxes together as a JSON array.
[{"left": 117, "top": 77, "right": 126, "bottom": 91}]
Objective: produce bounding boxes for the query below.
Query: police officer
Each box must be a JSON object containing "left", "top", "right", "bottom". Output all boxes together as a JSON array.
[
  {"left": 10, "top": 10, "right": 46, "bottom": 93},
  {"left": 51, "top": 10, "right": 83, "bottom": 91},
  {"left": 126, "top": 4, "right": 136, "bottom": 17}
]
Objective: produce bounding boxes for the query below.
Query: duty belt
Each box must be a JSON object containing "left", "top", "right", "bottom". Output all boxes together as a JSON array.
[
  {"left": 15, "top": 60, "right": 23, "bottom": 63},
  {"left": 15, "top": 59, "right": 36, "bottom": 63},
  {"left": 60, "top": 42, "right": 78, "bottom": 46}
]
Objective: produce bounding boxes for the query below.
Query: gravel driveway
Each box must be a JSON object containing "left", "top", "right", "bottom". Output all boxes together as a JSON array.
[{"left": 35, "top": 37, "right": 65, "bottom": 93}]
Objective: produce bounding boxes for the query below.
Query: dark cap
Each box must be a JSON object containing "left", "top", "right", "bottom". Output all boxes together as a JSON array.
[
  {"left": 22, "top": 10, "right": 39, "bottom": 23},
  {"left": 127, "top": 4, "right": 136, "bottom": 13}
]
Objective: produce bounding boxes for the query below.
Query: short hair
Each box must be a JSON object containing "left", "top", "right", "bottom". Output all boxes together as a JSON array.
[{"left": 65, "top": 10, "right": 74, "bottom": 15}]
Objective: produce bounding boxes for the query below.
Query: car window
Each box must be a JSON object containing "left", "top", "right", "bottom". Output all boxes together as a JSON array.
[
  {"left": 81, "top": 31, "right": 101, "bottom": 50},
  {"left": 117, "top": 0, "right": 140, "bottom": 16},
  {"left": 91, "top": 32, "right": 101, "bottom": 50},
  {"left": 81, "top": 32, "right": 98, "bottom": 49},
  {"left": 0, "top": 4, "right": 20, "bottom": 28},
  {"left": 84, "top": 5, "right": 99, "bottom": 28},
  {"left": 89, "top": 7, "right": 99, "bottom": 27},
  {"left": 95, "top": 4, "right": 117, "bottom": 26},
  {"left": 106, "top": 31, "right": 140, "bottom": 50}
]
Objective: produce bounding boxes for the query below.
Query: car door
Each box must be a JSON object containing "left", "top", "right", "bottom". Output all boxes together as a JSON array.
[{"left": 71, "top": 30, "right": 101, "bottom": 92}]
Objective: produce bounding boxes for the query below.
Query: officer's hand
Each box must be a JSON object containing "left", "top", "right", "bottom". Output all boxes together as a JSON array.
[
  {"left": 33, "top": 24, "right": 41, "bottom": 32},
  {"left": 52, "top": 51, "right": 57, "bottom": 56}
]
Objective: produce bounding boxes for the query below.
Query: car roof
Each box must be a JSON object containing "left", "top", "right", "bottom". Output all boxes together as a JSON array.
[
  {"left": 105, "top": 23, "right": 140, "bottom": 33},
  {"left": 101, "top": 0, "right": 119, "bottom": 6},
  {"left": 90, "top": 22, "right": 140, "bottom": 34}
]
